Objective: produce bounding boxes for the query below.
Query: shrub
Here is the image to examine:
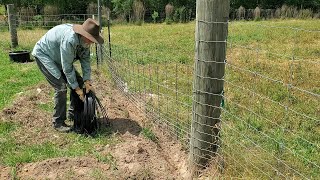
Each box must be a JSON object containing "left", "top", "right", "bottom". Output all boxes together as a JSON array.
[
  {"left": 87, "top": 3, "right": 110, "bottom": 25},
  {"left": 237, "top": 6, "right": 245, "bottom": 20},
  {"left": 44, "top": 5, "right": 59, "bottom": 27},
  {"left": 165, "top": 17, "right": 173, "bottom": 25},
  {"left": 33, "top": 15, "right": 43, "bottom": 26},
  {"left": 187, "top": 9, "right": 193, "bottom": 22},
  {"left": 101, "top": 7, "right": 111, "bottom": 26},
  {"left": 254, "top": 7, "right": 261, "bottom": 21},
  {"left": 298, "top": 9, "right": 313, "bottom": 19},
  {"left": 264, "top": 9, "right": 275, "bottom": 19},
  {"left": 87, "top": 2, "right": 98, "bottom": 15},
  {"left": 274, "top": 8, "right": 281, "bottom": 19},
  {"left": 165, "top": 3, "right": 174, "bottom": 22},
  {"left": 133, "top": 0, "right": 145, "bottom": 24},
  {"left": 151, "top": 11, "right": 159, "bottom": 23},
  {"left": 280, "top": 4, "right": 288, "bottom": 18},
  {"left": 313, "top": 13, "right": 320, "bottom": 19},
  {"left": 178, "top": 6, "right": 187, "bottom": 23},
  {"left": 19, "top": 7, "right": 36, "bottom": 25},
  {"left": 112, "top": 0, "right": 133, "bottom": 23}
]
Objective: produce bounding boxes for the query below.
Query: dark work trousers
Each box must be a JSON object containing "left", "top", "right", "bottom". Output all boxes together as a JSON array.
[{"left": 35, "top": 58, "right": 83, "bottom": 125}]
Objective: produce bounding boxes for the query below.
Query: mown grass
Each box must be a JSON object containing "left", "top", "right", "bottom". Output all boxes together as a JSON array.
[{"left": 0, "top": 50, "right": 44, "bottom": 110}]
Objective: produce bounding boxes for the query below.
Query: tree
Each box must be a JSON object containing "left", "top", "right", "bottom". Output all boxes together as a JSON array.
[{"left": 111, "top": 0, "right": 133, "bottom": 21}]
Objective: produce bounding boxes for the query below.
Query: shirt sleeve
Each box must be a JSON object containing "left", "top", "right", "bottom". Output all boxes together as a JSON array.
[
  {"left": 79, "top": 47, "right": 91, "bottom": 81},
  {"left": 60, "top": 38, "right": 79, "bottom": 89}
]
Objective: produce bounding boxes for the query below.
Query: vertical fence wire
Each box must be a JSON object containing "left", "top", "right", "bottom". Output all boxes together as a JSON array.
[
  {"left": 225, "top": 21, "right": 320, "bottom": 179},
  {"left": 103, "top": 20, "right": 319, "bottom": 178},
  {"left": 3, "top": 9, "right": 319, "bottom": 179}
]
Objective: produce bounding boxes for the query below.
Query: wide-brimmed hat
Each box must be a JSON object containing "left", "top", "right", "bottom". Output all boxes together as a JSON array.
[{"left": 73, "top": 18, "right": 104, "bottom": 44}]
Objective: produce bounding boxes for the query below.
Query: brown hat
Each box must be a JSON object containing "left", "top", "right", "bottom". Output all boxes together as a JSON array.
[{"left": 73, "top": 18, "right": 104, "bottom": 44}]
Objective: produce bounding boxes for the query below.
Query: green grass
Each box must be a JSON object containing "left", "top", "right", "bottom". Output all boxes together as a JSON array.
[
  {"left": 0, "top": 30, "right": 118, "bottom": 170},
  {"left": 0, "top": 50, "right": 44, "bottom": 110},
  {"left": 141, "top": 128, "right": 157, "bottom": 142},
  {"left": 0, "top": 130, "right": 117, "bottom": 166},
  {"left": 106, "top": 20, "right": 320, "bottom": 178},
  {"left": 37, "top": 102, "right": 54, "bottom": 112},
  {"left": 0, "top": 121, "right": 17, "bottom": 136},
  {"left": 0, "top": 5, "right": 5, "bottom": 15},
  {"left": 0, "top": 19, "right": 319, "bottom": 178}
]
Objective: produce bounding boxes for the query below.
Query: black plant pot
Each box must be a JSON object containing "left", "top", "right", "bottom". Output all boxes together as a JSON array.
[{"left": 9, "top": 50, "right": 31, "bottom": 63}]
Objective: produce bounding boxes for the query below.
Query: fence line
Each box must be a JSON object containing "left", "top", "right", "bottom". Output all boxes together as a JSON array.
[
  {"left": 1, "top": 10, "right": 319, "bottom": 178},
  {"left": 0, "top": 14, "right": 99, "bottom": 29},
  {"left": 103, "top": 19, "right": 319, "bottom": 178}
]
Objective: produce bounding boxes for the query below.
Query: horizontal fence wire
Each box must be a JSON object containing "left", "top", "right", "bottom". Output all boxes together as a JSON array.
[
  {"left": 224, "top": 21, "right": 320, "bottom": 179},
  {"left": 103, "top": 20, "right": 319, "bottom": 179},
  {"left": 0, "top": 14, "right": 99, "bottom": 29},
  {"left": 102, "top": 44, "right": 194, "bottom": 147},
  {"left": 2, "top": 11, "right": 319, "bottom": 178}
]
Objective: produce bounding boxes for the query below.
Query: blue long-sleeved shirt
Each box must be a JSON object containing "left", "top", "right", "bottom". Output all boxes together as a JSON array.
[{"left": 32, "top": 24, "right": 91, "bottom": 89}]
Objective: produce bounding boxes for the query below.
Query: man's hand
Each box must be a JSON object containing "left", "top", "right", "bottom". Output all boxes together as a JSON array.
[
  {"left": 84, "top": 80, "right": 94, "bottom": 94},
  {"left": 75, "top": 87, "right": 84, "bottom": 101}
]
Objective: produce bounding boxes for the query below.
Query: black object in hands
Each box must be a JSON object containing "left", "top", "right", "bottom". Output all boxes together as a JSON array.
[{"left": 73, "top": 89, "right": 109, "bottom": 134}]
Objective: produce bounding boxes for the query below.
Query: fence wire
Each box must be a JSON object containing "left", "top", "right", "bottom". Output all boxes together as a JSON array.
[
  {"left": 0, "top": 14, "right": 99, "bottom": 29},
  {"left": 103, "top": 21, "right": 319, "bottom": 179},
  {"left": 1, "top": 11, "right": 319, "bottom": 179}
]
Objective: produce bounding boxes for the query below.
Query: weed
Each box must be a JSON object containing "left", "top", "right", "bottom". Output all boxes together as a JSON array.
[{"left": 141, "top": 128, "right": 157, "bottom": 142}]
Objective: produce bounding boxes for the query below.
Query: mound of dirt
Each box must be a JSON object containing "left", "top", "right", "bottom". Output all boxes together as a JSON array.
[
  {"left": 0, "top": 69, "right": 191, "bottom": 179},
  {"left": 17, "top": 157, "right": 111, "bottom": 179}
]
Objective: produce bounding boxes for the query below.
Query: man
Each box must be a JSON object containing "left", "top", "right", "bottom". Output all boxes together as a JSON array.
[{"left": 32, "top": 18, "right": 104, "bottom": 132}]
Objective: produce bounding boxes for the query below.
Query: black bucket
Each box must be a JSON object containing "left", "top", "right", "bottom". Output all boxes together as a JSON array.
[{"left": 9, "top": 50, "right": 31, "bottom": 63}]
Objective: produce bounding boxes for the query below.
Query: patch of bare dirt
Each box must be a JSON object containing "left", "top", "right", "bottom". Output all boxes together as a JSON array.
[
  {"left": 0, "top": 70, "right": 191, "bottom": 179},
  {"left": 0, "top": 165, "right": 12, "bottom": 179},
  {"left": 17, "top": 157, "right": 111, "bottom": 179}
]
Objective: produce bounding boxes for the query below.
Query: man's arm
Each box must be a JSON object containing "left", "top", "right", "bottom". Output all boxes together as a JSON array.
[
  {"left": 60, "top": 39, "right": 79, "bottom": 89},
  {"left": 79, "top": 47, "right": 91, "bottom": 82}
]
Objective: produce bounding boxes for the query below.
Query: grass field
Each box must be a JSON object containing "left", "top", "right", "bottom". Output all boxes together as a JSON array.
[
  {"left": 0, "top": 19, "right": 319, "bottom": 178},
  {"left": 106, "top": 19, "right": 320, "bottom": 178}
]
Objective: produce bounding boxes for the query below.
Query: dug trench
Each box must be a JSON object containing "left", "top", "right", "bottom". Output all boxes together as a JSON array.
[{"left": 0, "top": 69, "right": 191, "bottom": 179}]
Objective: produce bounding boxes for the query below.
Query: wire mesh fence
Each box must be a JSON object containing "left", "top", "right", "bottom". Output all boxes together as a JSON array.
[
  {"left": 1, "top": 7, "right": 319, "bottom": 178},
  {"left": 1, "top": 14, "right": 99, "bottom": 29},
  {"left": 224, "top": 22, "right": 320, "bottom": 178},
  {"left": 103, "top": 21, "right": 319, "bottom": 178},
  {"left": 103, "top": 45, "right": 193, "bottom": 145},
  {"left": 0, "top": 13, "right": 99, "bottom": 50}
]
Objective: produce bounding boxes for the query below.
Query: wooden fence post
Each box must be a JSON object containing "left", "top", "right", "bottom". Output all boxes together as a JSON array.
[
  {"left": 7, "top": 4, "right": 18, "bottom": 48},
  {"left": 106, "top": 0, "right": 112, "bottom": 59},
  {"left": 190, "top": 0, "right": 230, "bottom": 172},
  {"left": 97, "top": 0, "right": 103, "bottom": 65}
]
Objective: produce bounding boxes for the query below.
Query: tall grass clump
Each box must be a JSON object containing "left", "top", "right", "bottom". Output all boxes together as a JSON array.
[
  {"left": 254, "top": 7, "right": 261, "bottom": 21},
  {"left": 286, "top": 6, "right": 299, "bottom": 18},
  {"left": 133, "top": 0, "right": 145, "bottom": 25},
  {"left": 87, "top": 2, "right": 98, "bottom": 18},
  {"left": 44, "top": 5, "right": 59, "bottom": 27},
  {"left": 165, "top": 3, "right": 174, "bottom": 24},
  {"left": 298, "top": 9, "right": 313, "bottom": 19},
  {"left": 237, "top": 6, "right": 245, "bottom": 20}
]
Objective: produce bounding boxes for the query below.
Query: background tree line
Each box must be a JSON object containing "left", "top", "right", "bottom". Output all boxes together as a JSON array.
[{"left": 0, "top": 0, "right": 319, "bottom": 24}]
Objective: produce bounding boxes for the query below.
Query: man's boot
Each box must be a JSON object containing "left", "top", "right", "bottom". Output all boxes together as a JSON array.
[{"left": 53, "top": 122, "right": 71, "bottom": 133}]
